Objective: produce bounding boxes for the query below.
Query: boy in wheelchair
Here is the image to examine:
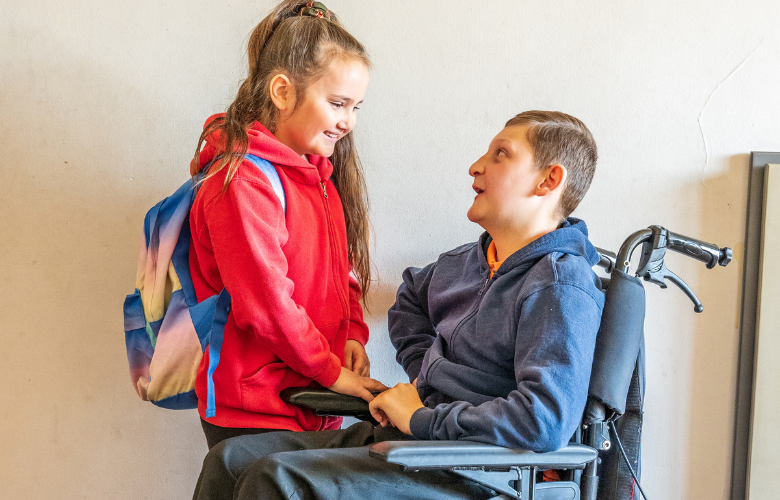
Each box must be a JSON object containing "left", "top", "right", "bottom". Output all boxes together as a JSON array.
[{"left": 193, "top": 110, "right": 604, "bottom": 500}]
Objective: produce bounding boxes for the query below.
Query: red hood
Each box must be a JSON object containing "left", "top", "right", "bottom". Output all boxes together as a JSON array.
[{"left": 194, "top": 113, "right": 333, "bottom": 185}]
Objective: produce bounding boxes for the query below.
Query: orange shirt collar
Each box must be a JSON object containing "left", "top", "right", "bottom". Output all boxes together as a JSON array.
[{"left": 486, "top": 240, "right": 505, "bottom": 278}]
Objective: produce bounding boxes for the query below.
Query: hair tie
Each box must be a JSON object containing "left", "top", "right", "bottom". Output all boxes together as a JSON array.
[{"left": 300, "top": 1, "right": 331, "bottom": 20}]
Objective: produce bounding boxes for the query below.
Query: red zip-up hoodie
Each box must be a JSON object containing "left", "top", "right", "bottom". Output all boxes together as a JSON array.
[{"left": 188, "top": 115, "right": 369, "bottom": 430}]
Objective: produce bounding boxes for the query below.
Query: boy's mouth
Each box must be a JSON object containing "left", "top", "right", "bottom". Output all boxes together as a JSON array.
[{"left": 472, "top": 186, "right": 484, "bottom": 195}]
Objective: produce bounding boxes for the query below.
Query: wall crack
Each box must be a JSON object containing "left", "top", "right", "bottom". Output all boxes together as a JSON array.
[{"left": 698, "top": 5, "right": 780, "bottom": 185}]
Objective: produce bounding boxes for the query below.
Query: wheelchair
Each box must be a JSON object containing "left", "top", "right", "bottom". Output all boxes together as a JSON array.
[{"left": 282, "top": 225, "right": 732, "bottom": 500}]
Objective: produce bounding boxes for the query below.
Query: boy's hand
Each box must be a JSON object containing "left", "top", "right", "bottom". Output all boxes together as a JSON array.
[
  {"left": 368, "top": 383, "right": 425, "bottom": 435},
  {"left": 328, "top": 367, "right": 388, "bottom": 402},
  {"left": 345, "top": 339, "right": 370, "bottom": 376}
]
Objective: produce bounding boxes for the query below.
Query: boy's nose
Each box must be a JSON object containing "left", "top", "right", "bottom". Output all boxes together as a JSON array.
[{"left": 469, "top": 156, "right": 485, "bottom": 177}]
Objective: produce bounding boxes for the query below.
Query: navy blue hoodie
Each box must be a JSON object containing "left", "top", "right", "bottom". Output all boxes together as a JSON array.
[{"left": 388, "top": 218, "right": 604, "bottom": 452}]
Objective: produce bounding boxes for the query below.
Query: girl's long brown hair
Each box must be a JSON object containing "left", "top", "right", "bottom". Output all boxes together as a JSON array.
[{"left": 191, "top": 1, "right": 372, "bottom": 299}]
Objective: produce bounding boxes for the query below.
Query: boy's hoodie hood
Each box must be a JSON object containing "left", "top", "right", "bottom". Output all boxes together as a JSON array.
[
  {"left": 194, "top": 113, "right": 332, "bottom": 185},
  {"left": 478, "top": 217, "right": 601, "bottom": 276}
]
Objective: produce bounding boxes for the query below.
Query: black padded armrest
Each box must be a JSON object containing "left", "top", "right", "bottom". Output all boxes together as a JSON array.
[
  {"left": 369, "top": 441, "right": 598, "bottom": 470},
  {"left": 280, "top": 387, "right": 373, "bottom": 419}
]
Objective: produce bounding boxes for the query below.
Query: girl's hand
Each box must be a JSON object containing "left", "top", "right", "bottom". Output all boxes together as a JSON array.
[
  {"left": 327, "top": 367, "right": 388, "bottom": 402},
  {"left": 344, "top": 339, "right": 370, "bottom": 376},
  {"left": 368, "top": 383, "right": 425, "bottom": 435}
]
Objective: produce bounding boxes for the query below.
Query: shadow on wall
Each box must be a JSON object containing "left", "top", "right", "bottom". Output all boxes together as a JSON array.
[
  {"left": 362, "top": 281, "right": 409, "bottom": 386},
  {"left": 1, "top": 26, "right": 207, "bottom": 500},
  {"left": 363, "top": 280, "right": 401, "bottom": 325}
]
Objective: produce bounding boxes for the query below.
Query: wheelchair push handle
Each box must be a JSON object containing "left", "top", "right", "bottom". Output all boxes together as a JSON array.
[
  {"left": 614, "top": 225, "right": 732, "bottom": 313},
  {"left": 665, "top": 230, "right": 732, "bottom": 269}
]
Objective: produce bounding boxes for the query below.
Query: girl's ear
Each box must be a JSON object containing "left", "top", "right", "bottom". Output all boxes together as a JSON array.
[
  {"left": 535, "top": 164, "right": 567, "bottom": 196},
  {"left": 269, "top": 73, "right": 295, "bottom": 111}
]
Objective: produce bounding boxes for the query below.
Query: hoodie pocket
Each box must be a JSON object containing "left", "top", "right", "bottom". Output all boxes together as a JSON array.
[
  {"left": 240, "top": 361, "right": 311, "bottom": 416},
  {"left": 430, "top": 358, "right": 517, "bottom": 406}
]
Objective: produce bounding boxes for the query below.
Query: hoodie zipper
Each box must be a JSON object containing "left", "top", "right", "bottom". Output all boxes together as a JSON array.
[
  {"left": 448, "top": 271, "right": 493, "bottom": 363},
  {"left": 319, "top": 181, "right": 349, "bottom": 317},
  {"left": 478, "top": 275, "right": 490, "bottom": 296}
]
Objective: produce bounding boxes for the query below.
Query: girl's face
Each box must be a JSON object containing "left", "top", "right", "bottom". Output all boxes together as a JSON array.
[{"left": 275, "top": 59, "right": 369, "bottom": 158}]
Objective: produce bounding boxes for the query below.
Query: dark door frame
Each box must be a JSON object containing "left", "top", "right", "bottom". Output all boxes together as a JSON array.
[{"left": 731, "top": 152, "right": 780, "bottom": 500}]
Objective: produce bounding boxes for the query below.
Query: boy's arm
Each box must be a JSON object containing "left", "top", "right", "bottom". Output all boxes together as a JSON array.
[
  {"left": 407, "top": 283, "right": 601, "bottom": 452},
  {"left": 388, "top": 263, "right": 438, "bottom": 382}
]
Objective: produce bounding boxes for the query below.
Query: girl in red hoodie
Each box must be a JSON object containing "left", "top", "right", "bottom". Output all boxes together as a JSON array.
[{"left": 188, "top": 1, "right": 386, "bottom": 449}]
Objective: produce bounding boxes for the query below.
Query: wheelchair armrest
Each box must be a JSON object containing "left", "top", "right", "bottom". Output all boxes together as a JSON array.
[
  {"left": 280, "top": 387, "right": 374, "bottom": 420},
  {"left": 369, "top": 441, "right": 598, "bottom": 470}
]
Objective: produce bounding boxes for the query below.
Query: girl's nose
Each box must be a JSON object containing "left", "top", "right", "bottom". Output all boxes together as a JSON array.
[{"left": 338, "top": 111, "right": 355, "bottom": 133}]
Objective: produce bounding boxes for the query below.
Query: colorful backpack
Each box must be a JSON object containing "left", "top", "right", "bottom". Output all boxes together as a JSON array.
[{"left": 123, "top": 155, "right": 286, "bottom": 416}]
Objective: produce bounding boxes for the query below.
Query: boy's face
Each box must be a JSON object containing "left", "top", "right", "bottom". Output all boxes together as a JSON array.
[{"left": 467, "top": 125, "right": 546, "bottom": 230}]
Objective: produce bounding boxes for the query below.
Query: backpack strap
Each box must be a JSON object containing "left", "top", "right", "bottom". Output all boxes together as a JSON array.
[
  {"left": 245, "top": 154, "right": 286, "bottom": 215},
  {"left": 205, "top": 289, "right": 232, "bottom": 418},
  {"left": 203, "top": 154, "right": 285, "bottom": 418},
  {"left": 201, "top": 155, "right": 285, "bottom": 215}
]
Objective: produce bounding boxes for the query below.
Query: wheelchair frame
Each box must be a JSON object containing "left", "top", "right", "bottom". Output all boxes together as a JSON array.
[{"left": 283, "top": 226, "right": 732, "bottom": 500}]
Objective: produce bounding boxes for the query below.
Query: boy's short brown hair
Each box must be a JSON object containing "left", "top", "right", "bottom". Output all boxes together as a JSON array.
[{"left": 505, "top": 111, "right": 597, "bottom": 219}]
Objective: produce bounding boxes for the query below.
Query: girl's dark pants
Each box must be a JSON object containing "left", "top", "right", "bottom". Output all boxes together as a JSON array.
[
  {"left": 193, "top": 421, "right": 496, "bottom": 500},
  {"left": 200, "top": 418, "right": 279, "bottom": 451}
]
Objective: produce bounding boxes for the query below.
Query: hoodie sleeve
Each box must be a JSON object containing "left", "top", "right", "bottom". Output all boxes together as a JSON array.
[
  {"left": 409, "top": 282, "right": 601, "bottom": 452},
  {"left": 388, "top": 262, "right": 439, "bottom": 382},
  {"left": 204, "top": 174, "right": 341, "bottom": 387},
  {"left": 346, "top": 274, "right": 369, "bottom": 345}
]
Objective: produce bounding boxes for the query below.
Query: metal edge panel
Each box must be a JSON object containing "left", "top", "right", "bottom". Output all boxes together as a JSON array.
[{"left": 731, "top": 152, "right": 780, "bottom": 500}]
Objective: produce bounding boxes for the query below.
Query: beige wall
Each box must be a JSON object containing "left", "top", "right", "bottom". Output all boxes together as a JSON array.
[{"left": 2, "top": 1, "right": 779, "bottom": 498}]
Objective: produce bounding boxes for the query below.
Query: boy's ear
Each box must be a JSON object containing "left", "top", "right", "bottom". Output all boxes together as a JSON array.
[
  {"left": 535, "top": 164, "right": 567, "bottom": 197},
  {"left": 269, "top": 73, "right": 295, "bottom": 112}
]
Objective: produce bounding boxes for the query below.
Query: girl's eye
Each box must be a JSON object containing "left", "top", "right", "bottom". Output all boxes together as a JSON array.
[
  {"left": 353, "top": 106, "right": 360, "bottom": 111},
  {"left": 330, "top": 102, "right": 343, "bottom": 109}
]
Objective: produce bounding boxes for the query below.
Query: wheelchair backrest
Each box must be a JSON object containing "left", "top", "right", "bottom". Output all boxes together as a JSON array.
[{"left": 587, "top": 269, "right": 646, "bottom": 421}]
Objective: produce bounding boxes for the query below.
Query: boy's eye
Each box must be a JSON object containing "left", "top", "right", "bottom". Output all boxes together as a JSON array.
[{"left": 497, "top": 149, "right": 507, "bottom": 157}]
